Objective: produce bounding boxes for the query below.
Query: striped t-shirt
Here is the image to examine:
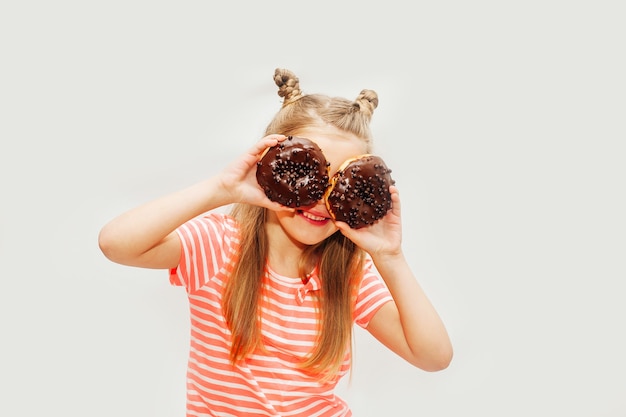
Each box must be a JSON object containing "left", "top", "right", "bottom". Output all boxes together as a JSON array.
[{"left": 169, "top": 212, "right": 393, "bottom": 416}]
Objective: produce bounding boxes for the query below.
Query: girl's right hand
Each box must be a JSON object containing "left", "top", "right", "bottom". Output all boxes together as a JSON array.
[{"left": 218, "top": 134, "right": 291, "bottom": 211}]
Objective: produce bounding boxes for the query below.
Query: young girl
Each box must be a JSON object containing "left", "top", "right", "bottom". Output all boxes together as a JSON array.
[{"left": 99, "top": 68, "right": 453, "bottom": 416}]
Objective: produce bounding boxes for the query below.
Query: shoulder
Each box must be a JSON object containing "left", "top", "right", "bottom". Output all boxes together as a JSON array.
[
  {"left": 182, "top": 211, "right": 240, "bottom": 235},
  {"left": 175, "top": 211, "right": 242, "bottom": 255}
]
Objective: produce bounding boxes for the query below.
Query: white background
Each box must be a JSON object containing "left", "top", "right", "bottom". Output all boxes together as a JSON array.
[{"left": 1, "top": 1, "right": 625, "bottom": 416}]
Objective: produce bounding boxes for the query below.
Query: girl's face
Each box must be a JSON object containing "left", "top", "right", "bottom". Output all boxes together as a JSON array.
[{"left": 266, "top": 125, "right": 369, "bottom": 248}]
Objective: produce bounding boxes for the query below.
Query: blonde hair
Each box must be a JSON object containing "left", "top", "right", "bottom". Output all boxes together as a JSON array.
[{"left": 223, "top": 68, "right": 379, "bottom": 378}]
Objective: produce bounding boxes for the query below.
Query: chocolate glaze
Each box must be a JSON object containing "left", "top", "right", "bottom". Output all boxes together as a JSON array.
[
  {"left": 256, "top": 136, "right": 330, "bottom": 208},
  {"left": 325, "top": 155, "right": 395, "bottom": 229}
]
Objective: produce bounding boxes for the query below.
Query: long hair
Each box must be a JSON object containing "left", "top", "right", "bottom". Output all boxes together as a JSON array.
[{"left": 222, "top": 68, "right": 379, "bottom": 378}]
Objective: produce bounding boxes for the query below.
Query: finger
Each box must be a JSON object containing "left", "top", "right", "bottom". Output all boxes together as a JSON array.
[
  {"left": 334, "top": 220, "right": 356, "bottom": 238},
  {"left": 389, "top": 185, "right": 401, "bottom": 215},
  {"left": 334, "top": 220, "right": 350, "bottom": 232},
  {"left": 252, "top": 134, "right": 287, "bottom": 158},
  {"left": 262, "top": 204, "right": 296, "bottom": 214},
  {"left": 267, "top": 201, "right": 295, "bottom": 212}
]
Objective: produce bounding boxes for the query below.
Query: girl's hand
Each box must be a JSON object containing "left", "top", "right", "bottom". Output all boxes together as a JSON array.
[
  {"left": 335, "top": 185, "right": 403, "bottom": 259},
  {"left": 218, "top": 134, "right": 291, "bottom": 211}
]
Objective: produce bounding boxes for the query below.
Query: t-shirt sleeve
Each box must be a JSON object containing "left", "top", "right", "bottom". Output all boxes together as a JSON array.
[
  {"left": 169, "top": 212, "right": 240, "bottom": 294},
  {"left": 353, "top": 257, "right": 394, "bottom": 328}
]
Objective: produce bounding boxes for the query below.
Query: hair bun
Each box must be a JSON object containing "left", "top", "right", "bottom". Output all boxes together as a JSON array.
[
  {"left": 353, "top": 89, "right": 378, "bottom": 116},
  {"left": 274, "top": 68, "right": 303, "bottom": 106}
]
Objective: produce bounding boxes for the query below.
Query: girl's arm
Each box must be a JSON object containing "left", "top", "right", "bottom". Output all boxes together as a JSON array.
[
  {"left": 98, "top": 134, "right": 287, "bottom": 270},
  {"left": 366, "top": 254, "right": 453, "bottom": 371},
  {"left": 336, "top": 186, "right": 453, "bottom": 371}
]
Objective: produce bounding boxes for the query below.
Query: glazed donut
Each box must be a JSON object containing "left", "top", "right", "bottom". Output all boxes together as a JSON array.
[
  {"left": 256, "top": 136, "right": 330, "bottom": 208},
  {"left": 325, "top": 155, "right": 395, "bottom": 229}
]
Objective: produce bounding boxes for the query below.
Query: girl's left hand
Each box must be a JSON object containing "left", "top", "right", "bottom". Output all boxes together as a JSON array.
[{"left": 335, "top": 185, "right": 403, "bottom": 258}]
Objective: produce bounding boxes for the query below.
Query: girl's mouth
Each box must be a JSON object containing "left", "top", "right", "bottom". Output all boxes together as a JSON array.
[{"left": 297, "top": 210, "right": 330, "bottom": 225}]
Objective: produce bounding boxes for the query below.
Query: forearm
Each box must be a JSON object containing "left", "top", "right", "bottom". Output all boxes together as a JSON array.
[
  {"left": 98, "top": 175, "right": 231, "bottom": 266},
  {"left": 372, "top": 252, "right": 453, "bottom": 368}
]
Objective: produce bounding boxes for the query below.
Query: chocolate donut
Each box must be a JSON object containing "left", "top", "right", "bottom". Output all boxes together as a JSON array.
[
  {"left": 256, "top": 136, "right": 330, "bottom": 208},
  {"left": 325, "top": 155, "right": 395, "bottom": 229}
]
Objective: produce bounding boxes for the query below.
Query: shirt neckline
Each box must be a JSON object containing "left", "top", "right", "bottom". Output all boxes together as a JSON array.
[{"left": 265, "top": 264, "right": 317, "bottom": 286}]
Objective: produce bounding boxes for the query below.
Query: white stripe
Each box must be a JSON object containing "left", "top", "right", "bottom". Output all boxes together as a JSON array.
[
  {"left": 355, "top": 285, "right": 387, "bottom": 310},
  {"left": 261, "top": 329, "right": 317, "bottom": 348},
  {"left": 187, "top": 380, "right": 275, "bottom": 415},
  {"left": 189, "top": 220, "right": 216, "bottom": 287},
  {"left": 356, "top": 296, "right": 393, "bottom": 323},
  {"left": 176, "top": 225, "right": 193, "bottom": 288},
  {"left": 180, "top": 222, "right": 206, "bottom": 291},
  {"left": 189, "top": 340, "right": 227, "bottom": 360},
  {"left": 260, "top": 315, "right": 318, "bottom": 337},
  {"left": 263, "top": 283, "right": 302, "bottom": 299},
  {"left": 262, "top": 294, "right": 318, "bottom": 316},
  {"left": 189, "top": 294, "right": 223, "bottom": 315},
  {"left": 188, "top": 319, "right": 229, "bottom": 342},
  {"left": 279, "top": 398, "right": 341, "bottom": 417}
]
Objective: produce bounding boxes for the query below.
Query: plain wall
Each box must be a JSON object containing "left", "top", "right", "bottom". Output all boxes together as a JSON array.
[{"left": 1, "top": 1, "right": 625, "bottom": 416}]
